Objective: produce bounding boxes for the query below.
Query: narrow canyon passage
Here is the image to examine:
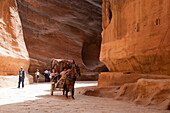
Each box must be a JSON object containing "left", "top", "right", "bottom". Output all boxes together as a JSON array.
[{"left": 0, "top": 0, "right": 169, "bottom": 112}]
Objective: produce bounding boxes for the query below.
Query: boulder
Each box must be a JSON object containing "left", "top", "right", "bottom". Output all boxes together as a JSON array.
[
  {"left": 117, "top": 79, "right": 170, "bottom": 110},
  {"left": 83, "top": 79, "right": 170, "bottom": 110}
]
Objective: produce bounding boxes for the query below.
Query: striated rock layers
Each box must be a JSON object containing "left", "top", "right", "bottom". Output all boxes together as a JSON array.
[
  {"left": 16, "top": 0, "right": 107, "bottom": 74},
  {"left": 0, "top": 0, "right": 29, "bottom": 75},
  {"left": 100, "top": 0, "right": 170, "bottom": 75}
]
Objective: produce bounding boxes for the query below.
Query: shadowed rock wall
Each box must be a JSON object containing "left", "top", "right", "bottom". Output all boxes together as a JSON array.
[
  {"left": 0, "top": 0, "right": 29, "bottom": 75},
  {"left": 16, "top": 0, "right": 107, "bottom": 74},
  {"left": 100, "top": 0, "right": 170, "bottom": 75}
]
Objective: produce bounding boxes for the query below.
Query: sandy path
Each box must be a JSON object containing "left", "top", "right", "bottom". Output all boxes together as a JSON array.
[{"left": 0, "top": 82, "right": 169, "bottom": 113}]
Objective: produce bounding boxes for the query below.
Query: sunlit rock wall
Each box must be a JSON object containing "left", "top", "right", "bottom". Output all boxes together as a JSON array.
[
  {"left": 0, "top": 0, "right": 29, "bottom": 75},
  {"left": 100, "top": 0, "right": 170, "bottom": 75}
]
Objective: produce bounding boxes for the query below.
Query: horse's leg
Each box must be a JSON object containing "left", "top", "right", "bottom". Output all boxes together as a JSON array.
[
  {"left": 71, "top": 82, "right": 75, "bottom": 99},
  {"left": 71, "top": 87, "right": 74, "bottom": 99},
  {"left": 66, "top": 88, "right": 68, "bottom": 98},
  {"left": 66, "top": 84, "right": 69, "bottom": 98},
  {"left": 63, "top": 83, "right": 66, "bottom": 95}
]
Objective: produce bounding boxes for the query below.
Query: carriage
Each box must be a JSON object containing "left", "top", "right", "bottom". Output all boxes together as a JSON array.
[{"left": 50, "top": 58, "right": 78, "bottom": 96}]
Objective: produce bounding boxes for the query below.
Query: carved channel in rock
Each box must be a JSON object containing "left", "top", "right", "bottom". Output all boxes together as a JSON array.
[
  {"left": 156, "top": 18, "right": 160, "bottom": 25},
  {"left": 108, "top": 8, "right": 112, "bottom": 23}
]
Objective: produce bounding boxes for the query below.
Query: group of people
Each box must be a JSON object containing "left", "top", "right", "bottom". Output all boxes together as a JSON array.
[
  {"left": 17, "top": 66, "right": 39, "bottom": 88},
  {"left": 17, "top": 66, "right": 70, "bottom": 88},
  {"left": 35, "top": 67, "right": 69, "bottom": 83},
  {"left": 43, "top": 67, "right": 67, "bottom": 82},
  {"left": 49, "top": 67, "right": 68, "bottom": 83}
]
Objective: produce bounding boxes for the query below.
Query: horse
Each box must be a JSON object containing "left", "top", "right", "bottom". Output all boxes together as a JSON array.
[{"left": 63, "top": 64, "right": 80, "bottom": 99}]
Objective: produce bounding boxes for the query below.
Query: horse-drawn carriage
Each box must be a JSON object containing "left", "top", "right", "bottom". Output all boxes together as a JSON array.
[{"left": 50, "top": 59, "right": 80, "bottom": 98}]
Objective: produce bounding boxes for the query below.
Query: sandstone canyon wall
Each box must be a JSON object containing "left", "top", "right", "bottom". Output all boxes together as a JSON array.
[
  {"left": 97, "top": 0, "right": 170, "bottom": 109},
  {"left": 100, "top": 0, "right": 170, "bottom": 75},
  {"left": 0, "top": 0, "right": 29, "bottom": 75},
  {"left": 16, "top": 0, "right": 107, "bottom": 74}
]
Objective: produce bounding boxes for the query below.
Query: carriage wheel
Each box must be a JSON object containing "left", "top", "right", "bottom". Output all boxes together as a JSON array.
[{"left": 50, "top": 83, "right": 55, "bottom": 95}]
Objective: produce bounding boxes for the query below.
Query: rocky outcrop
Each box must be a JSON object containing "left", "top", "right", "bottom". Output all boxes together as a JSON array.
[
  {"left": 16, "top": 0, "right": 107, "bottom": 74},
  {"left": 118, "top": 79, "right": 170, "bottom": 110},
  {"left": 93, "top": 0, "right": 170, "bottom": 110},
  {"left": 83, "top": 79, "right": 170, "bottom": 110},
  {"left": 0, "top": 0, "right": 29, "bottom": 75},
  {"left": 100, "top": 0, "right": 170, "bottom": 75}
]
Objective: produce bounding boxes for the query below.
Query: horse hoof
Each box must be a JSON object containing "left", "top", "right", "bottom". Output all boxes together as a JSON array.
[{"left": 72, "top": 97, "right": 75, "bottom": 99}]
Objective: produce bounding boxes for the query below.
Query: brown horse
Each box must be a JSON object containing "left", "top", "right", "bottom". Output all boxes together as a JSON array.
[{"left": 63, "top": 64, "right": 80, "bottom": 99}]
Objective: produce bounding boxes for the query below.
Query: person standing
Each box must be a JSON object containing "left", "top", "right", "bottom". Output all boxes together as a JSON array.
[
  {"left": 48, "top": 70, "right": 51, "bottom": 82},
  {"left": 18, "top": 66, "right": 26, "bottom": 88},
  {"left": 60, "top": 67, "right": 67, "bottom": 76},
  {"left": 44, "top": 69, "right": 49, "bottom": 82},
  {"left": 35, "top": 69, "right": 40, "bottom": 83},
  {"left": 50, "top": 68, "right": 59, "bottom": 82}
]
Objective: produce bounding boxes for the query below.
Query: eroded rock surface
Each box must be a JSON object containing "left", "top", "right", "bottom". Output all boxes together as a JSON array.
[
  {"left": 100, "top": 0, "right": 170, "bottom": 75},
  {"left": 84, "top": 79, "right": 170, "bottom": 110},
  {"left": 0, "top": 0, "right": 29, "bottom": 75},
  {"left": 94, "top": 0, "right": 170, "bottom": 110},
  {"left": 16, "top": 0, "right": 107, "bottom": 74}
]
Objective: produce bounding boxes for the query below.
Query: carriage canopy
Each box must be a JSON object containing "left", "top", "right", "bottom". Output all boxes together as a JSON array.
[{"left": 51, "top": 59, "right": 75, "bottom": 73}]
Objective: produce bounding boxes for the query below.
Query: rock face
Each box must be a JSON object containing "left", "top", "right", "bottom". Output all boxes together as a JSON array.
[
  {"left": 16, "top": 0, "right": 107, "bottom": 74},
  {"left": 83, "top": 79, "right": 170, "bottom": 110},
  {"left": 0, "top": 0, "right": 29, "bottom": 75},
  {"left": 98, "top": 72, "right": 170, "bottom": 87},
  {"left": 100, "top": 0, "right": 170, "bottom": 75},
  {"left": 95, "top": 0, "right": 170, "bottom": 110}
]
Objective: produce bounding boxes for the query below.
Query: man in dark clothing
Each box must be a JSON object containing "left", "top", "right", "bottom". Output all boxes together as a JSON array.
[
  {"left": 44, "top": 69, "right": 49, "bottom": 82},
  {"left": 18, "top": 66, "right": 26, "bottom": 88}
]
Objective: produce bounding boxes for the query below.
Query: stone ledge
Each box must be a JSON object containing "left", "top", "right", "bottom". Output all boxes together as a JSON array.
[
  {"left": 77, "top": 72, "right": 99, "bottom": 81},
  {"left": 98, "top": 72, "right": 170, "bottom": 87}
]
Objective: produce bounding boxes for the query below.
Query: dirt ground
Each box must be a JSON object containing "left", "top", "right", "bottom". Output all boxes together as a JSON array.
[{"left": 0, "top": 82, "right": 169, "bottom": 113}]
